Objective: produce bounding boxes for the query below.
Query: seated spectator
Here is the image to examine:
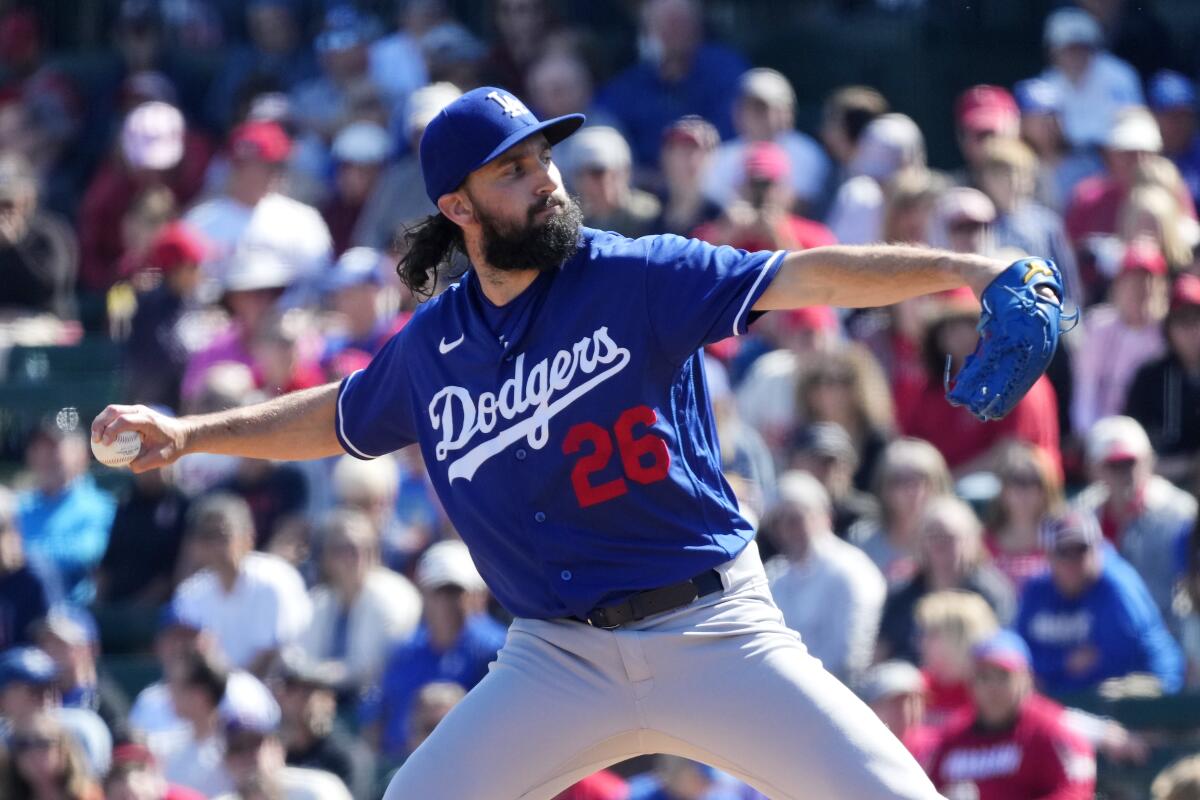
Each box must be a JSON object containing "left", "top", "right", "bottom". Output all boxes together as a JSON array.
[
  {"left": 983, "top": 442, "right": 1063, "bottom": 592},
  {"left": 1125, "top": 275, "right": 1200, "bottom": 480},
  {"left": 654, "top": 116, "right": 722, "bottom": 236},
  {"left": 694, "top": 139, "right": 836, "bottom": 254},
  {"left": 216, "top": 453, "right": 310, "bottom": 552},
  {"left": 35, "top": 607, "right": 130, "bottom": 743},
  {"left": 1150, "top": 71, "right": 1200, "bottom": 203},
  {"left": 290, "top": 7, "right": 375, "bottom": 144},
  {"left": 788, "top": 422, "right": 878, "bottom": 538},
  {"left": 17, "top": 423, "right": 115, "bottom": 603},
  {"left": 1074, "top": 415, "right": 1196, "bottom": 622},
  {"left": 0, "top": 487, "right": 53, "bottom": 649},
  {"left": 626, "top": 756, "right": 751, "bottom": 800},
  {"left": 271, "top": 653, "right": 374, "bottom": 800},
  {"left": 322, "top": 122, "right": 391, "bottom": 256},
  {"left": 827, "top": 113, "right": 925, "bottom": 245},
  {"left": 876, "top": 497, "right": 1016, "bottom": 664},
  {"left": 1071, "top": 240, "right": 1168, "bottom": 435},
  {"left": 1153, "top": 753, "right": 1200, "bottom": 800},
  {"left": 1118, "top": 164, "right": 1196, "bottom": 275},
  {"left": 361, "top": 541, "right": 506, "bottom": 758},
  {"left": 320, "top": 247, "right": 405, "bottom": 372},
  {"left": 97, "top": 458, "right": 189, "bottom": 607},
  {"left": 172, "top": 494, "right": 312, "bottom": 675},
  {"left": 762, "top": 472, "right": 885, "bottom": 682},
  {"left": 0, "top": 646, "right": 111, "bottom": 778},
  {"left": 401, "top": 680, "right": 464, "bottom": 759},
  {"left": 1039, "top": 7, "right": 1142, "bottom": 149},
  {"left": 102, "top": 742, "right": 205, "bottom": 800},
  {"left": 702, "top": 68, "right": 829, "bottom": 213},
  {"left": 152, "top": 648, "right": 240, "bottom": 796},
  {"left": 953, "top": 85, "right": 1020, "bottom": 191},
  {"left": 880, "top": 167, "right": 945, "bottom": 246},
  {"left": 927, "top": 631, "right": 1096, "bottom": 800},
  {"left": 597, "top": 0, "right": 747, "bottom": 169},
  {"left": 704, "top": 357, "right": 774, "bottom": 520},
  {"left": 1, "top": 711, "right": 104, "bottom": 800},
  {"left": 816, "top": 85, "right": 889, "bottom": 219},
  {"left": 1013, "top": 77, "right": 1103, "bottom": 213},
  {"left": 571, "top": 127, "right": 661, "bottom": 239},
  {"left": 0, "top": 153, "right": 76, "bottom": 319},
  {"left": 913, "top": 590, "right": 999, "bottom": 726},
  {"left": 1016, "top": 508, "right": 1184, "bottom": 695},
  {"left": 858, "top": 660, "right": 939, "bottom": 770},
  {"left": 849, "top": 437, "right": 953, "bottom": 586},
  {"left": 299, "top": 510, "right": 422, "bottom": 692},
  {"left": 123, "top": 222, "right": 207, "bottom": 409},
  {"left": 367, "top": 0, "right": 440, "bottom": 114},
  {"left": 329, "top": 453, "right": 425, "bottom": 570}
]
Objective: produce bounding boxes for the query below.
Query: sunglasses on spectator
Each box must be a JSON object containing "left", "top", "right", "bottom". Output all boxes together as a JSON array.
[
  {"left": 1003, "top": 472, "right": 1041, "bottom": 488},
  {"left": 11, "top": 735, "right": 55, "bottom": 752},
  {"left": 1052, "top": 543, "right": 1091, "bottom": 560}
]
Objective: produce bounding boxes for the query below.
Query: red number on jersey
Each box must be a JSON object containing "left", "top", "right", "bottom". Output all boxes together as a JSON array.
[
  {"left": 562, "top": 406, "right": 671, "bottom": 508},
  {"left": 614, "top": 405, "right": 671, "bottom": 484},
  {"left": 562, "top": 421, "right": 628, "bottom": 508}
]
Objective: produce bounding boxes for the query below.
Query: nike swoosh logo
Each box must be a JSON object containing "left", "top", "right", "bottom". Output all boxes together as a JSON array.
[{"left": 438, "top": 334, "right": 465, "bottom": 355}]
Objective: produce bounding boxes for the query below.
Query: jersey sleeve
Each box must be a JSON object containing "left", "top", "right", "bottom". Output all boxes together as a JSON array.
[
  {"left": 334, "top": 328, "right": 420, "bottom": 459},
  {"left": 640, "top": 234, "right": 785, "bottom": 365}
]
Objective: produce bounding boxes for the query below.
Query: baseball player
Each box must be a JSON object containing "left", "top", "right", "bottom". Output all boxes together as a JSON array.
[{"left": 93, "top": 87, "right": 1065, "bottom": 799}]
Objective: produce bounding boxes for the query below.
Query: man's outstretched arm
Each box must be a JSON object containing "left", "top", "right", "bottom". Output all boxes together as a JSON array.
[
  {"left": 753, "top": 244, "right": 1006, "bottom": 311},
  {"left": 91, "top": 382, "right": 344, "bottom": 473}
]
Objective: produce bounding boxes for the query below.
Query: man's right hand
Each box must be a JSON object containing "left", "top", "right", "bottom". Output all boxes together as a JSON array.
[{"left": 91, "top": 404, "right": 190, "bottom": 473}]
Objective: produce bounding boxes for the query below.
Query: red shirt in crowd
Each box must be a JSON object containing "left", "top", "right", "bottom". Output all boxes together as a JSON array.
[
  {"left": 928, "top": 694, "right": 1096, "bottom": 800},
  {"left": 983, "top": 534, "right": 1049, "bottom": 593},
  {"left": 554, "top": 770, "right": 629, "bottom": 800},
  {"left": 691, "top": 214, "right": 836, "bottom": 253}
]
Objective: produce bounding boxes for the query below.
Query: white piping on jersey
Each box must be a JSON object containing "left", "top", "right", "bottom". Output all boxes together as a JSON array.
[
  {"left": 337, "top": 370, "right": 376, "bottom": 460},
  {"left": 732, "top": 250, "right": 785, "bottom": 338}
]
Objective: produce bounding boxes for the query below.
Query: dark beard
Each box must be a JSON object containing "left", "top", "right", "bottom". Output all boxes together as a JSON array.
[{"left": 476, "top": 195, "right": 584, "bottom": 273}]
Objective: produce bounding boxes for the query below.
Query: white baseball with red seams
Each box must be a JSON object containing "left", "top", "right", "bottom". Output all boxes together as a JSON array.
[{"left": 91, "top": 430, "right": 142, "bottom": 467}]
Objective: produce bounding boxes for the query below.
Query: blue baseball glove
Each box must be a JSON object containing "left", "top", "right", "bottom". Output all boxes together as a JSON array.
[{"left": 945, "top": 257, "right": 1074, "bottom": 421}]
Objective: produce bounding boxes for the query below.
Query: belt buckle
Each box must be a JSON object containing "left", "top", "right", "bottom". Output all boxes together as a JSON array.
[{"left": 588, "top": 608, "right": 621, "bottom": 630}]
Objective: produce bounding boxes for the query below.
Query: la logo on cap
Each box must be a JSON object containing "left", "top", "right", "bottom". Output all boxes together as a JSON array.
[{"left": 487, "top": 91, "right": 530, "bottom": 118}]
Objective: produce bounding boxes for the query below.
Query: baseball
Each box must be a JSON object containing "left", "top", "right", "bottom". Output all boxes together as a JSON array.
[{"left": 91, "top": 430, "right": 142, "bottom": 468}]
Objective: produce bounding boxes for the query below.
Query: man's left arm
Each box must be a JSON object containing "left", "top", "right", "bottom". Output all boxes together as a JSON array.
[{"left": 753, "top": 244, "right": 1005, "bottom": 310}]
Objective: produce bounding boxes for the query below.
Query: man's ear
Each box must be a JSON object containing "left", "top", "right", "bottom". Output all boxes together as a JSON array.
[{"left": 437, "top": 191, "right": 474, "bottom": 228}]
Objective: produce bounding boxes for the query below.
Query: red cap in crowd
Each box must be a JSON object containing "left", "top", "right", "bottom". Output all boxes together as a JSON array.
[
  {"left": 229, "top": 120, "right": 292, "bottom": 164},
  {"left": 146, "top": 221, "right": 208, "bottom": 271},
  {"left": 783, "top": 305, "right": 837, "bottom": 332},
  {"left": 744, "top": 140, "right": 790, "bottom": 183},
  {"left": 1119, "top": 239, "right": 1168, "bottom": 277},
  {"left": 662, "top": 115, "right": 719, "bottom": 151},
  {"left": 1169, "top": 273, "right": 1200, "bottom": 314},
  {"left": 956, "top": 85, "right": 1019, "bottom": 133}
]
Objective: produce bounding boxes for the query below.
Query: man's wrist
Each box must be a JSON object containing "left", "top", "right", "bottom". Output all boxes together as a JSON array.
[{"left": 949, "top": 253, "right": 1006, "bottom": 299}]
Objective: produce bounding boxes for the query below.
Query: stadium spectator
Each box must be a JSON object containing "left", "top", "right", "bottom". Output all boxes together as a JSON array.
[
  {"left": 34, "top": 607, "right": 130, "bottom": 743},
  {"left": 702, "top": 68, "right": 829, "bottom": 213},
  {"left": 299, "top": 510, "right": 421, "bottom": 692},
  {"left": 0, "top": 711, "right": 104, "bottom": 800},
  {"left": 1149, "top": 71, "right": 1200, "bottom": 203},
  {"left": 953, "top": 85, "right": 1020, "bottom": 190},
  {"left": 597, "top": 0, "right": 747, "bottom": 168},
  {"left": 933, "top": 186, "right": 996, "bottom": 255},
  {"left": 1071, "top": 239, "right": 1168, "bottom": 435},
  {"left": 626, "top": 757, "right": 754, "bottom": 800},
  {"left": 927, "top": 630, "right": 1096, "bottom": 800},
  {"left": 702, "top": 357, "right": 774, "bottom": 521},
  {"left": 290, "top": 7, "right": 375, "bottom": 143},
  {"left": 329, "top": 453, "right": 434, "bottom": 571},
  {"left": 571, "top": 126, "right": 661, "bottom": 239},
  {"left": 102, "top": 743, "right": 205, "bottom": 800},
  {"left": 1039, "top": 7, "right": 1142, "bottom": 149},
  {"left": 653, "top": 116, "right": 722, "bottom": 236},
  {"left": 859, "top": 660, "right": 939, "bottom": 769},
  {"left": 555, "top": 770, "right": 630, "bottom": 800},
  {"left": 876, "top": 496, "right": 1016, "bottom": 663},
  {"left": 1118, "top": 165, "right": 1197, "bottom": 275},
  {"left": 485, "top": 0, "right": 564, "bottom": 99},
  {"left": 184, "top": 120, "right": 331, "bottom": 293},
  {"left": 787, "top": 422, "right": 878, "bottom": 539},
  {"left": 880, "top": 167, "right": 944, "bottom": 246},
  {"left": 1153, "top": 753, "right": 1200, "bottom": 800},
  {"left": 319, "top": 247, "right": 403, "bottom": 373},
  {"left": 1016, "top": 508, "right": 1184, "bottom": 695},
  {"left": 1075, "top": 415, "right": 1196, "bottom": 621},
  {"left": 322, "top": 122, "right": 391, "bottom": 256},
  {"left": 368, "top": 0, "right": 441, "bottom": 116},
  {"left": 361, "top": 540, "right": 506, "bottom": 758},
  {"left": 983, "top": 442, "right": 1063, "bottom": 592},
  {"left": 0, "top": 152, "right": 77, "bottom": 319},
  {"left": 272, "top": 653, "right": 374, "bottom": 800},
  {"left": 17, "top": 423, "right": 115, "bottom": 603},
  {"left": 816, "top": 85, "right": 889, "bottom": 219},
  {"left": 215, "top": 445, "right": 311, "bottom": 551},
  {"left": 1077, "top": 0, "right": 1175, "bottom": 80},
  {"left": 152, "top": 648, "right": 239, "bottom": 795},
  {"left": 401, "top": 680, "right": 464, "bottom": 758},
  {"left": 693, "top": 140, "right": 835, "bottom": 253},
  {"left": 850, "top": 437, "right": 953, "bottom": 586},
  {"left": 913, "top": 590, "right": 999, "bottom": 726},
  {"left": 172, "top": 493, "right": 311, "bottom": 674},
  {"left": 1012, "top": 77, "right": 1103, "bottom": 214},
  {"left": 827, "top": 113, "right": 925, "bottom": 245},
  {"left": 418, "top": 18, "right": 487, "bottom": 89},
  {"left": 355, "top": 82, "right": 462, "bottom": 250},
  {"left": 0, "top": 488, "right": 53, "bottom": 649},
  {"left": 763, "top": 472, "right": 885, "bottom": 682}
]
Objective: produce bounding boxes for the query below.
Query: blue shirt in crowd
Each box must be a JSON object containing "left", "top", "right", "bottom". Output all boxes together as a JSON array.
[
  {"left": 361, "top": 615, "right": 508, "bottom": 756},
  {"left": 1016, "top": 545, "right": 1184, "bottom": 696},
  {"left": 17, "top": 476, "right": 115, "bottom": 603}
]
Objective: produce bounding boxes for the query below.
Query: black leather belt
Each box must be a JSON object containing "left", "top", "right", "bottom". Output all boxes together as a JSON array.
[{"left": 571, "top": 568, "right": 724, "bottom": 630}]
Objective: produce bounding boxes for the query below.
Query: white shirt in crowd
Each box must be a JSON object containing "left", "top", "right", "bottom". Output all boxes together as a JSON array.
[
  {"left": 129, "top": 670, "right": 277, "bottom": 739},
  {"left": 215, "top": 766, "right": 353, "bottom": 800},
  {"left": 150, "top": 728, "right": 233, "bottom": 797},
  {"left": 826, "top": 175, "right": 885, "bottom": 246},
  {"left": 173, "top": 552, "right": 313, "bottom": 669},
  {"left": 1041, "top": 52, "right": 1143, "bottom": 149},
  {"left": 767, "top": 535, "right": 887, "bottom": 681},
  {"left": 300, "top": 566, "right": 422, "bottom": 689},
  {"left": 702, "top": 131, "right": 831, "bottom": 209}
]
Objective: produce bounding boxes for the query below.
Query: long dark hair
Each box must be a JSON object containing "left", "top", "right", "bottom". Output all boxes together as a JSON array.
[{"left": 395, "top": 213, "right": 465, "bottom": 298}]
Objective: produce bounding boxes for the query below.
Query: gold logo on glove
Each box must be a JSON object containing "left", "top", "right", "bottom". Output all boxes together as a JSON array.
[{"left": 1022, "top": 260, "right": 1053, "bottom": 284}]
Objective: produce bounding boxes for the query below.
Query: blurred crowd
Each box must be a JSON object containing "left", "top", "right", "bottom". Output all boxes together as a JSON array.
[{"left": 3, "top": 0, "right": 1200, "bottom": 798}]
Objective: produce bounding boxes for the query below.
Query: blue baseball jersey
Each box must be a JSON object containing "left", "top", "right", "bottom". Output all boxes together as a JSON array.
[{"left": 336, "top": 227, "right": 786, "bottom": 619}]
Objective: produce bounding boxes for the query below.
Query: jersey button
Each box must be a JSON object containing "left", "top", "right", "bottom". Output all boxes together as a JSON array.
[
  {"left": 534, "top": 512, "right": 546, "bottom": 523},
  {"left": 515, "top": 448, "right": 527, "bottom": 460},
  {"left": 504, "top": 355, "right": 514, "bottom": 362},
  {"left": 560, "top": 570, "right": 572, "bottom": 581}
]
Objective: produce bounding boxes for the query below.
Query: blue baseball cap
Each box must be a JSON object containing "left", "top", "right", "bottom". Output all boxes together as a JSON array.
[
  {"left": 1013, "top": 78, "right": 1060, "bottom": 116},
  {"left": 323, "top": 247, "right": 385, "bottom": 293},
  {"left": 1149, "top": 70, "right": 1196, "bottom": 111},
  {"left": 0, "top": 646, "right": 58, "bottom": 688},
  {"left": 419, "top": 86, "right": 585, "bottom": 205},
  {"left": 973, "top": 630, "right": 1032, "bottom": 672}
]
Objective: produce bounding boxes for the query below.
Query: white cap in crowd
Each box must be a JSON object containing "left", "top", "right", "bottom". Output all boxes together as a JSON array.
[
  {"left": 407, "top": 82, "right": 464, "bottom": 137},
  {"left": 1107, "top": 107, "right": 1164, "bottom": 153},
  {"left": 1043, "top": 7, "right": 1103, "bottom": 50},
  {"left": 121, "top": 101, "right": 184, "bottom": 171},
  {"left": 739, "top": 68, "right": 796, "bottom": 110},
  {"left": 417, "top": 540, "right": 486, "bottom": 592},
  {"left": 222, "top": 249, "right": 294, "bottom": 294},
  {"left": 332, "top": 121, "right": 391, "bottom": 164},
  {"left": 849, "top": 113, "right": 925, "bottom": 182},
  {"left": 1086, "top": 416, "right": 1153, "bottom": 465},
  {"left": 572, "top": 126, "right": 633, "bottom": 173}
]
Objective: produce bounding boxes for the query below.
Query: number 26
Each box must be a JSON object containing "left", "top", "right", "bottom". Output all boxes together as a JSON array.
[{"left": 562, "top": 406, "right": 670, "bottom": 508}]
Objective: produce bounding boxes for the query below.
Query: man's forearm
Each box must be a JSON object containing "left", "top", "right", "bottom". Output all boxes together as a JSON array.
[
  {"left": 183, "top": 382, "right": 343, "bottom": 461},
  {"left": 753, "top": 244, "right": 1005, "bottom": 311}
]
